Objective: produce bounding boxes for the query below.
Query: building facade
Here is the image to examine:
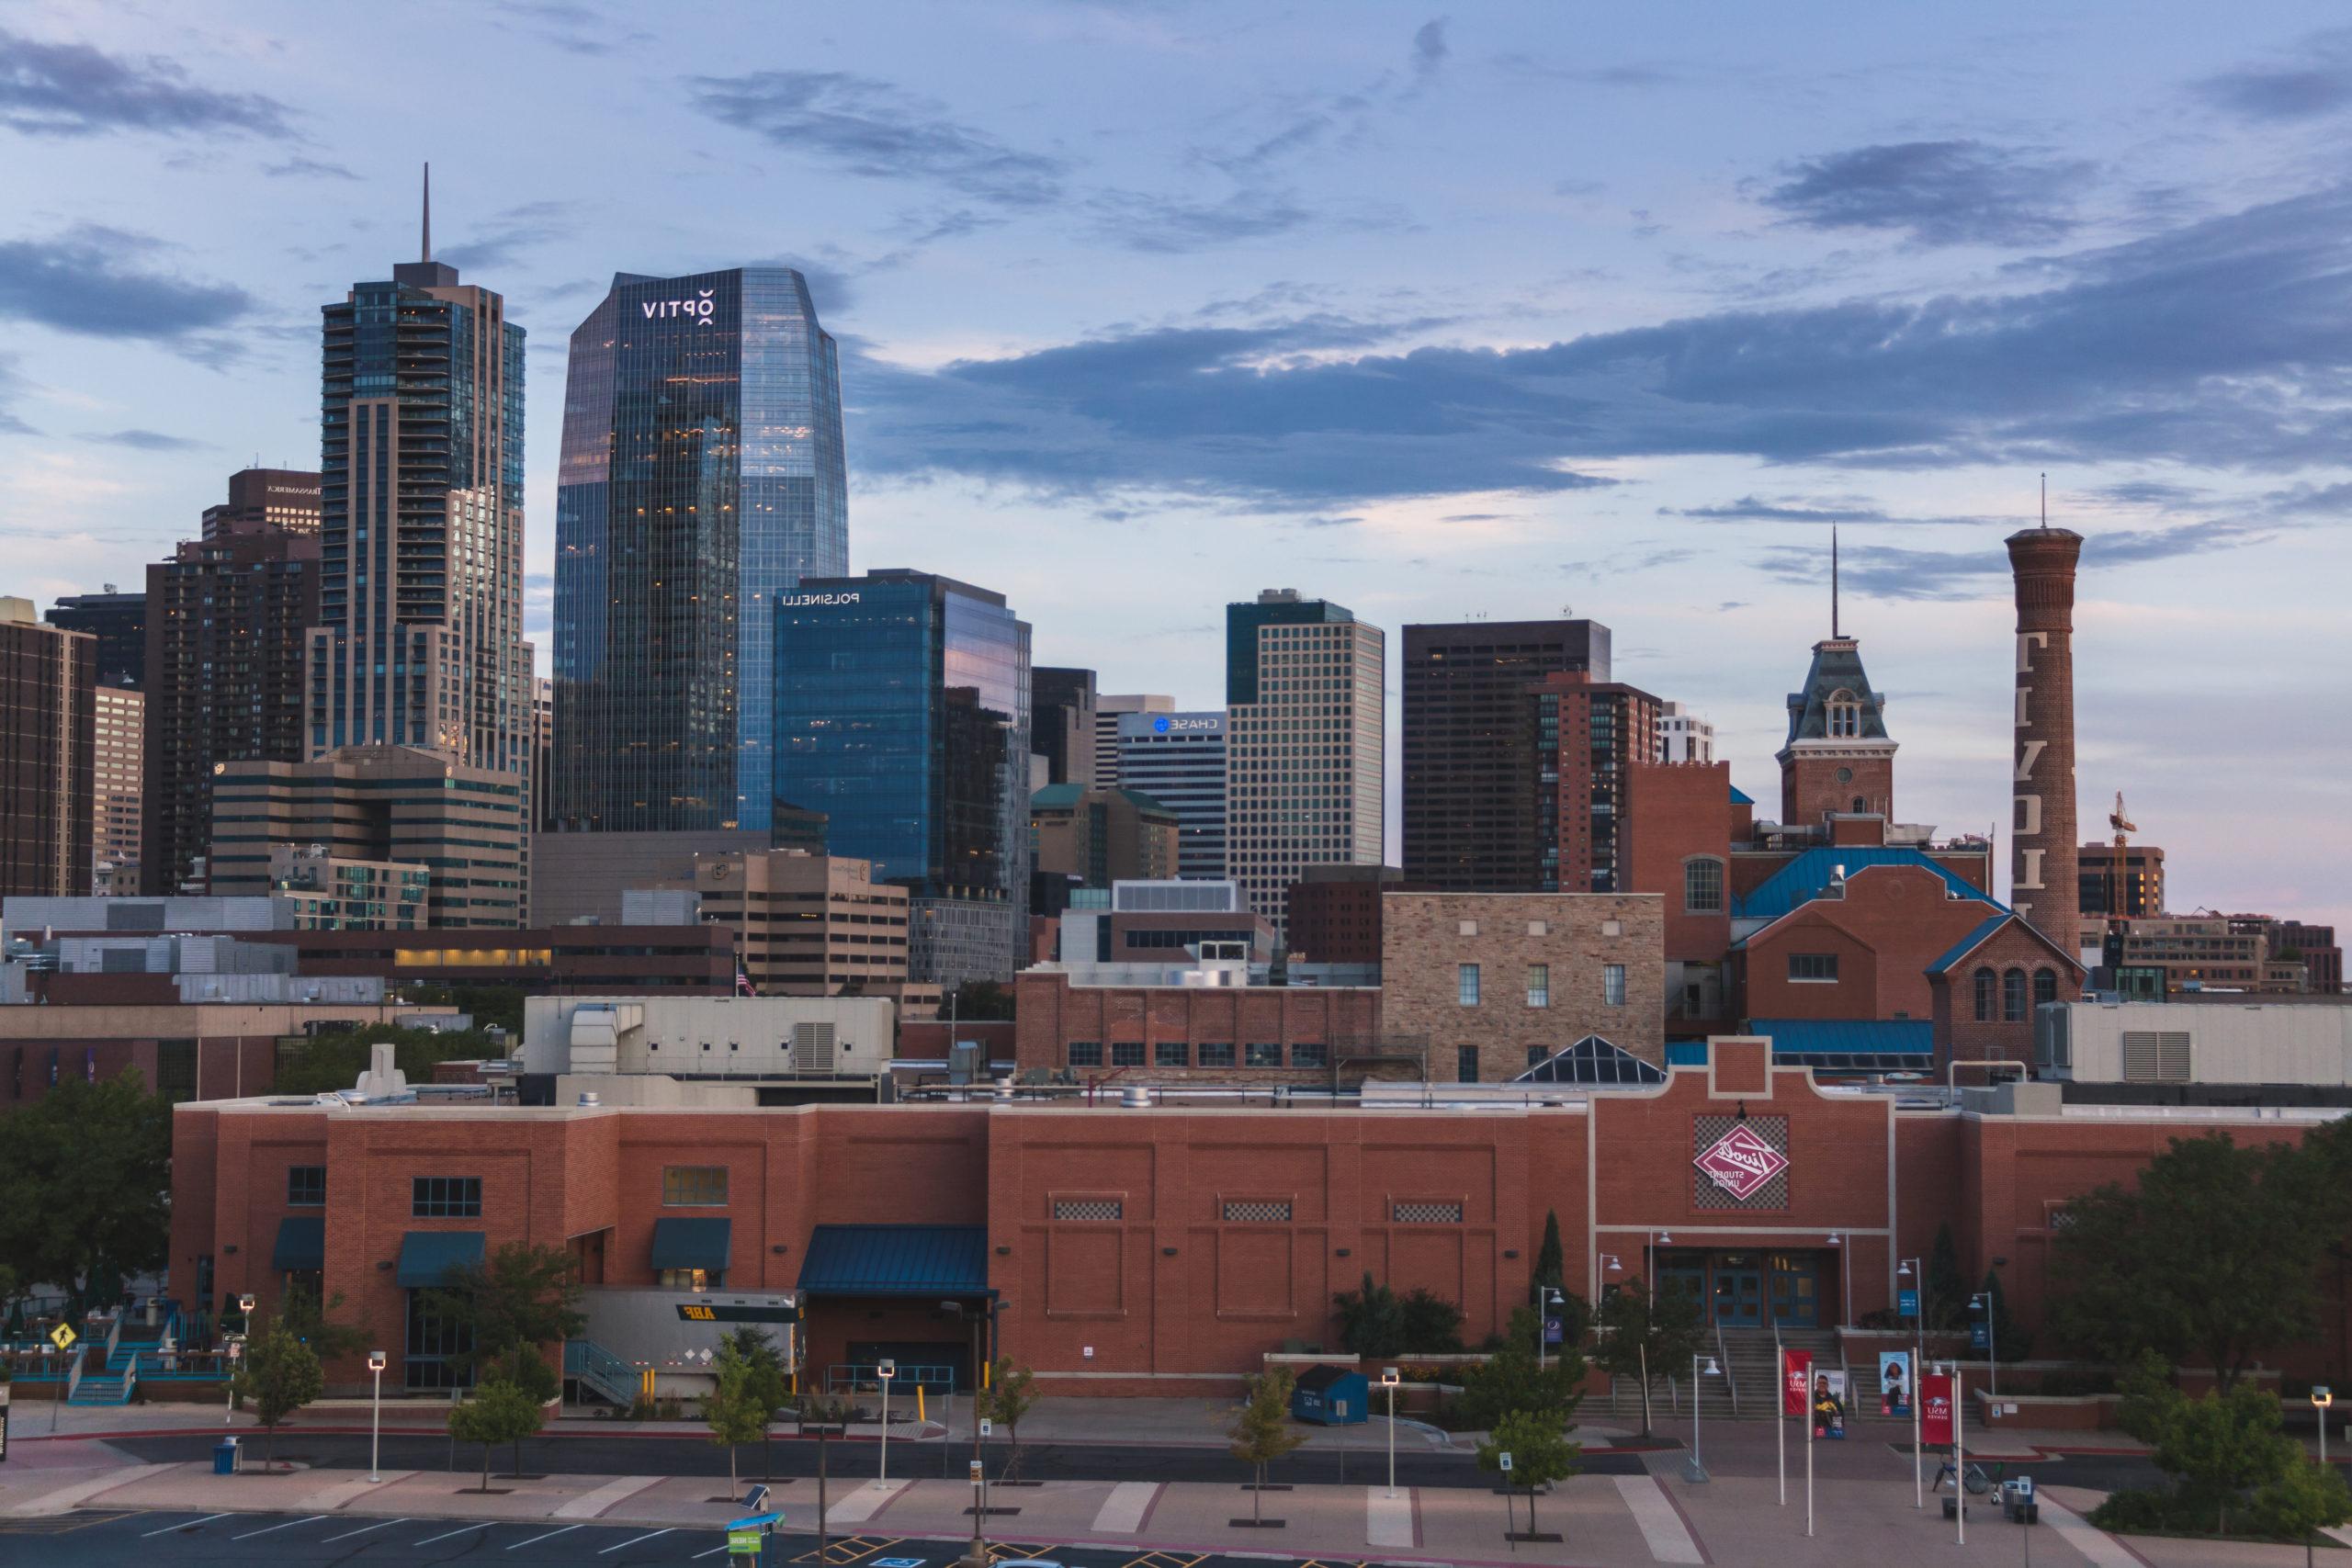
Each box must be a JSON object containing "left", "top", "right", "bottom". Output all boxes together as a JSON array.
[
  {"left": 1657, "top": 701, "right": 1714, "bottom": 763},
  {"left": 1532, "top": 671, "right": 1662, "bottom": 895},
  {"left": 0, "top": 598, "right": 95, "bottom": 899},
  {"left": 2080, "top": 841, "right": 2164, "bottom": 923},
  {"left": 202, "top": 467, "right": 322, "bottom": 541},
  {"left": 550, "top": 267, "right": 847, "bottom": 834},
  {"left": 92, "top": 684, "right": 142, "bottom": 893},
  {"left": 1777, "top": 632, "right": 1895, "bottom": 830},
  {"left": 45, "top": 586, "right": 146, "bottom": 688},
  {"left": 1030, "top": 785, "right": 1179, "bottom": 890},
  {"left": 773, "top": 571, "right": 1031, "bottom": 987},
  {"left": 1283, "top": 863, "right": 1404, "bottom": 965},
  {"left": 1091, "top": 694, "right": 1172, "bottom": 790},
  {"left": 681, "top": 849, "right": 910, "bottom": 996},
  {"left": 1400, "top": 618, "right": 1610, "bottom": 892},
  {"left": 1225, "top": 590, "right": 1384, "bottom": 931},
  {"left": 1114, "top": 711, "right": 1227, "bottom": 880},
  {"left": 2007, "top": 525, "right": 2085, "bottom": 961},
  {"left": 1032, "top": 667, "right": 1098, "bottom": 790}
]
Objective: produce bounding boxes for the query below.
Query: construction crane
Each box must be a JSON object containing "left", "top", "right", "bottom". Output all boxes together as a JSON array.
[{"left": 2104, "top": 792, "right": 2138, "bottom": 953}]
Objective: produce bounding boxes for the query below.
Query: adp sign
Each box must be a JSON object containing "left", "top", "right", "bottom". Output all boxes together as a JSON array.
[
  {"left": 1920, "top": 1373, "right": 1956, "bottom": 1446},
  {"left": 1781, "top": 1348, "right": 1813, "bottom": 1416}
]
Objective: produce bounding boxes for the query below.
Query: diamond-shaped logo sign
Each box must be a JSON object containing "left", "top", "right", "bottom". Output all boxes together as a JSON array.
[{"left": 1694, "top": 1122, "right": 1788, "bottom": 1201}]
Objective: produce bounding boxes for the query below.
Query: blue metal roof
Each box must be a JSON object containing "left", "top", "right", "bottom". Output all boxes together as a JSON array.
[
  {"left": 1925, "top": 914, "right": 2015, "bottom": 976},
  {"left": 395, "top": 1230, "right": 485, "bottom": 1289},
  {"left": 1665, "top": 1041, "right": 1710, "bottom": 1066},
  {"left": 271, "top": 1216, "right": 324, "bottom": 1271},
  {"left": 1728, "top": 785, "right": 1755, "bottom": 806},
  {"left": 1749, "top": 1018, "right": 1933, "bottom": 1056},
  {"left": 1734, "top": 847, "right": 1997, "bottom": 921},
  {"left": 797, "top": 1224, "right": 989, "bottom": 1298},
  {"left": 651, "top": 1216, "right": 732, "bottom": 1272}
]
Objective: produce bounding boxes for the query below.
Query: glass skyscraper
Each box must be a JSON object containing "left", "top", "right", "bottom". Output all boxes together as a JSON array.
[
  {"left": 550, "top": 266, "right": 847, "bottom": 832},
  {"left": 772, "top": 571, "right": 1030, "bottom": 986}
]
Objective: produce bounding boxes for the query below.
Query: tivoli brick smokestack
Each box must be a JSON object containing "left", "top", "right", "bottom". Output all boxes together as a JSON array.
[{"left": 2007, "top": 524, "right": 2084, "bottom": 963}]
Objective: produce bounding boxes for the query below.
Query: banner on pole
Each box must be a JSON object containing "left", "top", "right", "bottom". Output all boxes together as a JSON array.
[
  {"left": 1781, "top": 1348, "right": 1813, "bottom": 1416},
  {"left": 1920, "top": 1372, "right": 1955, "bottom": 1446},
  {"left": 1879, "top": 1350, "right": 1913, "bottom": 1416},
  {"left": 1813, "top": 1369, "right": 1848, "bottom": 1439}
]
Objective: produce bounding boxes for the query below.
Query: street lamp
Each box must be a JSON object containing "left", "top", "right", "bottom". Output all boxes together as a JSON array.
[
  {"left": 876, "top": 1359, "right": 896, "bottom": 1484},
  {"left": 1381, "top": 1367, "right": 1401, "bottom": 1498},
  {"left": 1897, "top": 1258, "right": 1924, "bottom": 1509},
  {"left": 1535, "top": 1288, "right": 1565, "bottom": 1371},
  {"left": 1825, "top": 1233, "right": 1851, "bottom": 1328},
  {"left": 1685, "top": 1357, "right": 1722, "bottom": 1483},
  {"left": 367, "top": 1349, "right": 387, "bottom": 1482},
  {"left": 2315, "top": 1385, "right": 2335, "bottom": 1469},
  {"left": 1970, "top": 1291, "right": 1998, "bottom": 1398}
]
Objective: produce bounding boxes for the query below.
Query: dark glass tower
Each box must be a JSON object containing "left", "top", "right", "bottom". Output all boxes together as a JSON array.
[
  {"left": 773, "top": 571, "right": 1029, "bottom": 986},
  {"left": 551, "top": 266, "right": 847, "bottom": 833}
]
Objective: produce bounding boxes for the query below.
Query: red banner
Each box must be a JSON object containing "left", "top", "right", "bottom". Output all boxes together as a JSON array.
[
  {"left": 1921, "top": 1372, "right": 1955, "bottom": 1446},
  {"left": 1781, "top": 1348, "right": 1813, "bottom": 1416}
]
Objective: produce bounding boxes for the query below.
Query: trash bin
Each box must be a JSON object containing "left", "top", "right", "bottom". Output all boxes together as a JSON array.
[
  {"left": 213, "top": 1438, "right": 239, "bottom": 1476},
  {"left": 2002, "top": 1476, "right": 2038, "bottom": 1523}
]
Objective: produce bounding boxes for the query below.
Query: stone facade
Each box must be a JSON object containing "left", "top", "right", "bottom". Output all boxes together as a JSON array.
[{"left": 1379, "top": 890, "right": 1665, "bottom": 1077}]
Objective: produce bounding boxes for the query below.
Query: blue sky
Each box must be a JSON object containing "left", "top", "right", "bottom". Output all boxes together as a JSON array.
[{"left": 3, "top": 1, "right": 2347, "bottom": 924}]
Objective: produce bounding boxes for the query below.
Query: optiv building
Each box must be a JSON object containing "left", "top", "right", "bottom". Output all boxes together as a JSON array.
[{"left": 550, "top": 268, "right": 847, "bottom": 833}]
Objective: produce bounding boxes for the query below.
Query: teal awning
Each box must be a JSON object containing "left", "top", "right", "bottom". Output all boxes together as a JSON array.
[
  {"left": 395, "top": 1230, "right": 485, "bottom": 1289},
  {"left": 651, "top": 1216, "right": 732, "bottom": 1272},
  {"left": 797, "top": 1224, "right": 988, "bottom": 1298},
  {"left": 271, "top": 1216, "right": 325, "bottom": 1271}
]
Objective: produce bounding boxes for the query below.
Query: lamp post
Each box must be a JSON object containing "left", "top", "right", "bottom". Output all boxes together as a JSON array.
[
  {"left": 225, "top": 1292, "right": 255, "bottom": 1427},
  {"left": 1381, "top": 1367, "right": 1401, "bottom": 1498},
  {"left": 1971, "top": 1290, "right": 1997, "bottom": 1398},
  {"left": 1685, "top": 1357, "right": 1722, "bottom": 1483},
  {"left": 876, "top": 1359, "right": 896, "bottom": 1484},
  {"left": 1825, "top": 1232, "right": 1851, "bottom": 1328},
  {"left": 367, "top": 1349, "right": 387, "bottom": 1483},
  {"left": 1897, "top": 1256, "right": 1924, "bottom": 1509},
  {"left": 2315, "top": 1385, "right": 2334, "bottom": 1470},
  {"left": 1536, "top": 1287, "right": 1564, "bottom": 1371}
]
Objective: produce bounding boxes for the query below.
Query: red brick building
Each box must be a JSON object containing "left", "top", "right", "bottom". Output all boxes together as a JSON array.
[{"left": 1012, "top": 969, "right": 1383, "bottom": 1080}]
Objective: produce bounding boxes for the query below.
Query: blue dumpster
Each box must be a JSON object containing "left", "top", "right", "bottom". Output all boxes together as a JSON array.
[
  {"left": 213, "top": 1438, "right": 238, "bottom": 1475},
  {"left": 1291, "top": 1365, "right": 1369, "bottom": 1426}
]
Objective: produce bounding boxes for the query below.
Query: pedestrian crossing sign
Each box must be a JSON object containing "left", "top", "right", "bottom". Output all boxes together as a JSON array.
[{"left": 47, "top": 1325, "right": 74, "bottom": 1353}]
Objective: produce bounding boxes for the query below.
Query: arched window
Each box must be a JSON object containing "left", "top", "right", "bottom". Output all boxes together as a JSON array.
[
  {"left": 2002, "top": 968, "right": 2028, "bottom": 1022},
  {"left": 1683, "top": 856, "right": 1724, "bottom": 914},
  {"left": 1851, "top": 796, "right": 1868, "bottom": 814},
  {"left": 1827, "top": 689, "right": 1861, "bottom": 739},
  {"left": 2033, "top": 969, "right": 2058, "bottom": 1009},
  {"left": 1973, "top": 966, "right": 1996, "bottom": 1022}
]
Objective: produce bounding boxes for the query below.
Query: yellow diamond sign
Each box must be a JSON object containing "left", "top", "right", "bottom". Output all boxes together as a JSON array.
[{"left": 48, "top": 1324, "right": 76, "bottom": 1352}]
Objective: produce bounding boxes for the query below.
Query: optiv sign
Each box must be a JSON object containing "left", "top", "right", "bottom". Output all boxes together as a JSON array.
[{"left": 643, "top": 288, "right": 718, "bottom": 323}]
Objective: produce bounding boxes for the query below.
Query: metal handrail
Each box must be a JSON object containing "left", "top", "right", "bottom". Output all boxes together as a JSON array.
[
  {"left": 1716, "top": 1319, "right": 1738, "bottom": 1416},
  {"left": 562, "top": 1339, "right": 639, "bottom": 1407},
  {"left": 63, "top": 1344, "right": 85, "bottom": 1403}
]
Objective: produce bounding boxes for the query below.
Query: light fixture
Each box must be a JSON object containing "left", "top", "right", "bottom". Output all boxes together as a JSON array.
[
  {"left": 1826, "top": 1233, "right": 1842, "bottom": 1247},
  {"left": 1600, "top": 1253, "right": 1623, "bottom": 1273},
  {"left": 1701, "top": 1358, "right": 1722, "bottom": 1376},
  {"left": 1657, "top": 1232, "right": 1673, "bottom": 1246},
  {"left": 367, "top": 1348, "right": 387, "bottom": 1372},
  {"left": 1896, "top": 1259, "right": 1914, "bottom": 1277}
]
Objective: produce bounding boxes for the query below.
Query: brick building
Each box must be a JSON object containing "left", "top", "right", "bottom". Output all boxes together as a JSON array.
[
  {"left": 1012, "top": 969, "right": 1384, "bottom": 1082},
  {"left": 1283, "top": 863, "right": 1404, "bottom": 965},
  {"left": 1, "top": 596, "right": 95, "bottom": 899},
  {"left": 674, "top": 849, "right": 910, "bottom": 997}
]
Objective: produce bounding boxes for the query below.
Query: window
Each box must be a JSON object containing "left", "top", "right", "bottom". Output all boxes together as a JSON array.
[
  {"left": 1457, "top": 1044, "right": 1479, "bottom": 1082},
  {"left": 662, "top": 1166, "right": 728, "bottom": 1206},
  {"left": 1198, "top": 1041, "right": 1236, "bottom": 1067},
  {"left": 1246, "top": 1043, "right": 1283, "bottom": 1068},
  {"left": 1851, "top": 796, "right": 1867, "bottom": 814},
  {"left": 1527, "top": 1044, "right": 1549, "bottom": 1068},
  {"left": 1393, "top": 1200, "right": 1464, "bottom": 1224},
  {"left": 1526, "top": 964, "right": 1550, "bottom": 1008},
  {"left": 1458, "top": 963, "right": 1481, "bottom": 1006},
  {"left": 658, "top": 1267, "right": 723, "bottom": 1291},
  {"left": 2033, "top": 969, "right": 2058, "bottom": 1009},
  {"left": 1068, "top": 1041, "right": 1103, "bottom": 1067},
  {"left": 1827, "top": 690, "right": 1860, "bottom": 739},
  {"left": 1054, "top": 1198, "right": 1123, "bottom": 1221},
  {"left": 1291, "top": 1041, "right": 1329, "bottom": 1069},
  {"left": 1527, "top": 919, "right": 1548, "bottom": 936},
  {"left": 1112, "top": 1042, "right": 1147, "bottom": 1067},
  {"left": 1788, "top": 953, "right": 1839, "bottom": 983},
  {"left": 286, "top": 1166, "right": 326, "bottom": 1207},
  {"left": 1603, "top": 964, "right": 1627, "bottom": 1006},
  {"left": 1155, "top": 1040, "right": 1189, "bottom": 1068},
  {"left": 2002, "top": 968, "right": 2027, "bottom": 1022},
  {"left": 411, "top": 1177, "right": 481, "bottom": 1218},
  {"left": 1458, "top": 919, "right": 1479, "bottom": 936},
  {"left": 404, "top": 1288, "right": 473, "bottom": 1391},
  {"left": 1224, "top": 1200, "right": 1293, "bottom": 1223},
  {"left": 1683, "top": 858, "right": 1724, "bottom": 914},
  {"left": 1973, "top": 966, "right": 1996, "bottom": 1022}
]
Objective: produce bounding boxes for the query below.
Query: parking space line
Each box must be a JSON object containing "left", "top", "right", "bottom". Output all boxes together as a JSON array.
[
  {"left": 507, "top": 1521, "right": 588, "bottom": 1551},
  {"left": 692, "top": 1545, "right": 732, "bottom": 1560},
  {"left": 597, "top": 1528, "right": 672, "bottom": 1554},
  {"left": 231, "top": 1514, "right": 330, "bottom": 1540},
  {"left": 416, "top": 1521, "right": 491, "bottom": 1546},
  {"left": 141, "top": 1513, "right": 233, "bottom": 1538},
  {"left": 320, "top": 1517, "right": 409, "bottom": 1542}
]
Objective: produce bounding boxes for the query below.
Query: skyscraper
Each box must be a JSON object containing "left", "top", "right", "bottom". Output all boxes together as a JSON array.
[
  {"left": 1224, "top": 589, "right": 1384, "bottom": 930},
  {"left": 2008, "top": 521, "right": 2085, "bottom": 961},
  {"left": 92, "top": 684, "right": 141, "bottom": 893},
  {"left": 1399, "top": 618, "right": 1611, "bottom": 890},
  {"left": 1116, "top": 711, "right": 1227, "bottom": 879},
  {"left": 1091, "top": 693, "right": 1172, "bottom": 789},
  {"left": 308, "top": 172, "right": 532, "bottom": 785},
  {"left": 1033, "top": 667, "right": 1099, "bottom": 789},
  {"left": 46, "top": 585, "right": 146, "bottom": 689},
  {"left": 0, "top": 597, "right": 94, "bottom": 899},
  {"left": 551, "top": 266, "right": 847, "bottom": 833},
  {"left": 772, "top": 570, "right": 1030, "bottom": 986},
  {"left": 202, "top": 468, "right": 321, "bottom": 540},
  {"left": 1529, "top": 671, "right": 1661, "bottom": 893}
]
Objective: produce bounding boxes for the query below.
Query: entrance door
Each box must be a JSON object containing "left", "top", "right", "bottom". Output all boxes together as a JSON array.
[
  {"left": 1770, "top": 1254, "right": 1819, "bottom": 1327},
  {"left": 1711, "top": 1258, "right": 1764, "bottom": 1327}
]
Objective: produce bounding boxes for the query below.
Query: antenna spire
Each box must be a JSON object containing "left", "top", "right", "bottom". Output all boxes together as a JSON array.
[
  {"left": 2041, "top": 471, "right": 2047, "bottom": 528},
  {"left": 421, "top": 163, "right": 431, "bottom": 263},
  {"left": 1831, "top": 524, "right": 1840, "bottom": 638}
]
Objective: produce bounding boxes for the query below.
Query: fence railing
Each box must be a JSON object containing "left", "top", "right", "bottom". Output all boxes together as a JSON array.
[
  {"left": 1716, "top": 1319, "right": 1738, "bottom": 1416},
  {"left": 825, "top": 1362, "right": 956, "bottom": 1395},
  {"left": 563, "top": 1340, "right": 639, "bottom": 1408}
]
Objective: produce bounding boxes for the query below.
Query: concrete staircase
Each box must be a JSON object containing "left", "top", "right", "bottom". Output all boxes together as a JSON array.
[{"left": 1717, "top": 1325, "right": 1840, "bottom": 1420}]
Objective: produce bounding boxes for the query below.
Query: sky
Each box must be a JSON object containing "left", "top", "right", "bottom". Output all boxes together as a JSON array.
[{"left": 3, "top": 0, "right": 2348, "bottom": 927}]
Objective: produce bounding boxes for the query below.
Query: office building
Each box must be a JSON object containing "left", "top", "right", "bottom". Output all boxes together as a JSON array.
[
  {"left": 210, "top": 745, "right": 527, "bottom": 927},
  {"left": 1657, "top": 702, "right": 1713, "bottom": 763},
  {"left": 1283, "top": 863, "right": 1405, "bottom": 965},
  {"left": 2007, "top": 523, "right": 2084, "bottom": 961},
  {"left": 675, "top": 848, "right": 909, "bottom": 996},
  {"left": 1115, "top": 710, "right": 1227, "bottom": 879},
  {"left": 308, "top": 177, "right": 534, "bottom": 794},
  {"left": 2079, "top": 841, "right": 2165, "bottom": 922},
  {"left": 141, "top": 525, "right": 322, "bottom": 896},
  {"left": 531, "top": 675, "right": 553, "bottom": 832},
  {"left": 551, "top": 266, "right": 847, "bottom": 834},
  {"left": 1033, "top": 667, "right": 1098, "bottom": 789},
  {"left": 1091, "top": 693, "right": 1172, "bottom": 789},
  {"left": 92, "top": 685, "right": 142, "bottom": 894},
  {"left": 0, "top": 597, "right": 95, "bottom": 899},
  {"left": 201, "top": 467, "right": 322, "bottom": 541},
  {"left": 1399, "top": 618, "right": 1610, "bottom": 892},
  {"left": 530, "top": 828, "right": 780, "bottom": 928},
  {"left": 1224, "top": 590, "right": 1384, "bottom": 931},
  {"left": 45, "top": 585, "right": 146, "bottom": 688},
  {"left": 1030, "top": 784, "right": 1180, "bottom": 890},
  {"left": 2276, "top": 921, "right": 2344, "bottom": 995},
  {"left": 1532, "top": 671, "right": 1663, "bottom": 894},
  {"left": 773, "top": 570, "right": 1031, "bottom": 986}
]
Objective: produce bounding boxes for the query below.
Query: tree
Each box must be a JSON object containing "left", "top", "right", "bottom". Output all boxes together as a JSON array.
[
  {"left": 0, "top": 1073, "right": 170, "bottom": 1310},
  {"left": 277, "top": 1281, "right": 372, "bottom": 1362},
  {"left": 1400, "top": 1289, "right": 1466, "bottom": 1354},
  {"left": 1456, "top": 1307, "right": 1586, "bottom": 1436},
  {"left": 2111, "top": 1353, "right": 2312, "bottom": 1536},
  {"left": 1479, "top": 1407, "right": 1581, "bottom": 1538},
  {"left": 1971, "top": 1268, "right": 2032, "bottom": 1362},
  {"left": 978, "top": 1357, "right": 1038, "bottom": 1479},
  {"left": 1227, "top": 1367, "right": 1306, "bottom": 1525},
  {"left": 1923, "top": 1223, "right": 1968, "bottom": 1332},
  {"left": 2251, "top": 1450, "right": 2352, "bottom": 1544},
  {"left": 2052, "top": 1134, "right": 2326, "bottom": 1390},
  {"left": 726, "top": 1327, "right": 793, "bottom": 1479},
  {"left": 1532, "top": 1212, "right": 1566, "bottom": 1295},
  {"left": 448, "top": 1380, "right": 545, "bottom": 1493},
  {"left": 1592, "top": 1277, "right": 1706, "bottom": 1438},
  {"left": 272, "top": 1021, "right": 511, "bottom": 1096},
  {"left": 705, "top": 1339, "right": 771, "bottom": 1491},
  {"left": 424, "top": 1242, "right": 587, "bottom": 1383},
  {"left": 951, "top": 980, "right": 1016, "bottom": 1021},
  {"left": 233, "top": 1321, "right": 324, "bottom": 1471},
  {"left": 1333, "top": 1273, "right": 1408, "bottom": 1357}
]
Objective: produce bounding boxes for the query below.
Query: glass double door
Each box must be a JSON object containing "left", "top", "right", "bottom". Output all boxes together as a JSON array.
[{"left": 1657, "top": 1249, "right": 1821, "bottom": 1328}]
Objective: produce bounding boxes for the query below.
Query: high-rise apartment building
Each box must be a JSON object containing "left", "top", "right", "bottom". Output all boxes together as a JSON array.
[
  {"left": 1399, "top": 618, "right": 1611, "bottom": 890},
  {"left": 2079, "top": 842, "right": 2165, "bottom": 922},
  {"left": 1115, "top": 711, "right": 1227, "bottom": 879},
  {"left": 0, "top": 597, "right": 95, "bottom": 899},
  {"left": 773, "top": 571, "right": 1031, "bottom": 986},
  {"left": 92, "top": 685, "right": 142, "bottom": 893},
  {"left": 1657, "top": 702, "right": 1713, "bottom": 762},
  {"left": 551, "top": 267, "right": 847, "bottom": 834},
  {"left": 308, "top": 180, "right": 533, "bottom": 793},
  {"left": 1033, "top": 667, "right": 1098, "bottom": 789},
  {"left": 1532, "top": 671, "right": 1662, "bottom": 893},
  {"left": 680, "top": 849, "right": 909, "bottom": 996},
  {"left": 46, "top": 586, "right": 146, "bottom": 688},
  {"left": 1091, "top": 694, "right": 1172, "bottom": 790},
  {"left": 202, "top": 468, "right": 322, "bottom": 541},
  {"left": 141, "top": 525, "right": 321, "bottom": 896},
  {"left": 1224, "top": 590, "right": 1384, "bottom": 930}
]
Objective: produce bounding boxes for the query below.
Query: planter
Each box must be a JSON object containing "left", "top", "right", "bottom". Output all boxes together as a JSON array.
[{"left": 1974, "top": 1390, "right": 2117, "bottom": 1431}]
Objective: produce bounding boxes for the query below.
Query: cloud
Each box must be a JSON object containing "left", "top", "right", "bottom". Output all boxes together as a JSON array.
[
  {"left": 2195, "top": 32, "right": 2352, "bottom": 122},
  {"left": 438, "top": 200, "right": 582, "bottom": 270},
  {"left": 1758, "top": 141, "right": 2090, "bottom": 246},
  {"left": 1084, "top": 187, "right": 1316, "bottom": 252},
  {"left": 686, "top": 70, "right": 1067, "bottom": 209},
  {"left": 1665, "top": 493, "right": 2001, "bottom": 525},
  {"left": 75, "top": 428, "right": 209, "bottom": 451},
  {"left": 1414, "top": 18, "right": 1450, "bottom": 83},
  {"left": 0, "top": 355, "right": 33, "bottom": 435},
  {"left": 265, "top": 157, "right": 359, "bottom": 180},
  {"left": 0, "top": 26, "right": 293, "bottom": 139},
  {"left": 1755, "top": 515, "right": 2290, "bottom": 603},
  {"left": 0, "top": 225, "right": 252, "bottom": 344}
]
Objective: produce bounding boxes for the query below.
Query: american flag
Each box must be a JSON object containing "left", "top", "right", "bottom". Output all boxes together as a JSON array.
[{"left": 735, "top": 966, "right": 756, "bottom": 998}]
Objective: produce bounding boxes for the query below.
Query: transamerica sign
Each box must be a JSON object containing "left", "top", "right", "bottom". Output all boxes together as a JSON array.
[{"left": 1694, "top": 1122, "right": 1789, "bottom": 1201}]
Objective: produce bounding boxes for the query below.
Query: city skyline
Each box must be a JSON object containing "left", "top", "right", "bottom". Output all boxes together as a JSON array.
[{"left": 3, "top": 3, "right": 2349, "bottom": 922}]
